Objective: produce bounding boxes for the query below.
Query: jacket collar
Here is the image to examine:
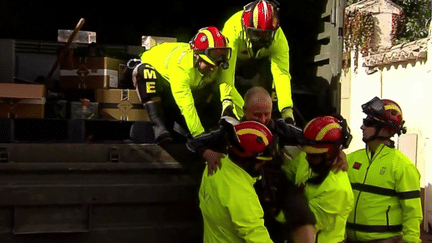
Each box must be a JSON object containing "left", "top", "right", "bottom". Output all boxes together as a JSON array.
[{"left": 224, "top": 156, "right": 259, "bottom": 186}]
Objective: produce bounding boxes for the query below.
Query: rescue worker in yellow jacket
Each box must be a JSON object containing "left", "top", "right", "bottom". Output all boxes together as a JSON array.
[
  {"left": 199, "top": 120, "right": 278, "bottom": 242},
  {"left": 219, "top": 0, "right": 295, "bottom": 124},
  {"left": 132, "top": 26, "right": 232, "bottom": 145},
  {"left": 346, "top": 97, "right": 422, "bottom": 243},
  {"left": 284, "top": 115, "right": 354, "bottom": 242},
  {"left": 189, "top": 87, "right": 317, "bottom": 243}
]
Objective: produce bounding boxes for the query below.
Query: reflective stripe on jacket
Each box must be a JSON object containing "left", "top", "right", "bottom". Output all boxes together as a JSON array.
[
  {"left": 220, "top": 11, "right": 293, "bottom": 116},
  {"left": 199, "top": 156, "right": 273, "bottom": 243},
  {"left": 140, "top": 42, "right": 223, "bottom": 137},
  {"left": 346, "top": 144, "right": 422, "bottom": 243},
  {"left": 288, "top": 152, "right": 354, "bottom": 243}
]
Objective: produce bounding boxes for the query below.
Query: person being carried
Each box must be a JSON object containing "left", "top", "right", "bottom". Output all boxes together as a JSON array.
[
  {"left": 188, "top": 87, "right": 324, "bottom": 243},
  {"left": 191, "top": 87, "right": 347, "bottom": 175}
]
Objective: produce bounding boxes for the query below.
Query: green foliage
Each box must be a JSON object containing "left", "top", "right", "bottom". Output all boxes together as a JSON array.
[
  {"left": 343, "top": 9, "right": 376, "bottom": 71},
  {"left": 394, "top": 0, "right": 431, "bottom": 44},
  {"left": 347, "top": 0, "right": 431, "bottom": 44},
  {"left": 343, "top": 0, "right": 430, "bottom": 71}
]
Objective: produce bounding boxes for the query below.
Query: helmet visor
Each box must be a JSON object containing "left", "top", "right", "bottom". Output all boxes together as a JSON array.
[
  {"left": 361, "top": 97, "right": 386, "bottom": 119},
  {"left": 245, "top": 27, "right": 276, "bottom": 47},
  {"left": 206, "top": 48, "right": 231, "bottom": 62}
]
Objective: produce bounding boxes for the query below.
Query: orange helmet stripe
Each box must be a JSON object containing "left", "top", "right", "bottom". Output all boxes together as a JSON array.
[{"left": 236, "top": 128, "right": 269, "bottom": 145}]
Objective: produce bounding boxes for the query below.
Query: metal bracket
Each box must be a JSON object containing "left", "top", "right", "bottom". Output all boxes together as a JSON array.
[
  {"left": 0, "top": 148, "right": 9, "bottom": 163},
  {"left": 109, "top": 147, "right": 119, "bottom": 163}
]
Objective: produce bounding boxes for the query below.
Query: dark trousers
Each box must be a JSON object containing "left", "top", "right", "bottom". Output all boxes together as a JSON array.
[
  {"left": 136, "top": 63, "right": 221, "bottom": 143},
  {"left": 255, "top": 158, "right": 317, "bottom": 243}
]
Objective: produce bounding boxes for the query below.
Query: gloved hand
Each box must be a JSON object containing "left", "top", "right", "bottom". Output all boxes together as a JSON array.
[
  {"left": 186, "top": 128, "right": 227, "bottom": 158},
  {"left": 221, "top": 99, "right": 239, "bottom": 120},
  {"left": 126, "top": 58, "right": 142, "bottom": 70},
  {"left": 219, "top": 116, "right": 243, "bottom": 153},
  {"left": 274, "top": 119, "right": 306, "bottom": 146},
  {"left": 222, "top": 105, "right": 236, "bottom": 118},
  {"left": 281, "top": 107, "right": 295, "bottom": 125}
]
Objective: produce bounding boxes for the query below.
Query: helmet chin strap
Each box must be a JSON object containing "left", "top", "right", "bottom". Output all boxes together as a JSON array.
[
  {"left": 363, "top": 124, "right": 394, "bottom": 146},
  {"left": 305, "top": 153, "right": 336, "bottom": 185},
  {"left": 228, "top": 150, "right": 262, "bottom": 177},
  {"left": 193, "top": 54, "right": 200, "bottom": 68},
  {"left": 242, "top": 30, "right": 256, "bottom": 58},
  {"left": 306, "top": 163, "right": 331, "bottom": 185}
]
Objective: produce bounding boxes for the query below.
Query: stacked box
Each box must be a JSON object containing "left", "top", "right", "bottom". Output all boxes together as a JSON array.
[
  {"left": 95, "top": 89, "right": 149, "bottom": 121},
  {"left": 58, "top": 30, "right": 96, "bottom": 44},
  {"left": 70, "top": 101, "right": 98, "bottom": 119},
  {"left": 60, "top": 57, "right": 126, "bottom": 89},
  {"left": 142, "top": 36, "right": 177, "bottom": 50},
  {"left": 0, "top": 83, "right": 46, "bottom": 118}
]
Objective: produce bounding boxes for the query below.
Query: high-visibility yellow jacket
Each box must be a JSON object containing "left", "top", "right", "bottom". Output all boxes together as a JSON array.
[
  {"left": 220, "top": 10, "right": 293, "bottom": 117},
  {"left": 284, "top": 152, "right": 354, "bottom": 243},
  {"left": 140, "top": 42, "right": 226, "bottom": 137},
  {"left": 199, "top": 156, "right": 273, "bottom": 243},
  {"left": 346, "top": 144, "right": 423, "bottom": 243}
]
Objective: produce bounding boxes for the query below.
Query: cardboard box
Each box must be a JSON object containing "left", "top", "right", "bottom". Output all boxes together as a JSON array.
[
  {"left": 142, "top": 36, "right": 177, "bottom": 50},
  {"left": 95, "top": 89, "right": 149, "bottom": 121},
  {"left": 70, "top": 101, "right": 98, "bottom": 119},
  {"left": 0, "top": 83, "right": 46, "bottom": 118},
  {"left": 58, "top": 30, "right": 96, "bottom": 44},
  {"left": 60, "top": 57, "right": 126, "bottom": 89}
]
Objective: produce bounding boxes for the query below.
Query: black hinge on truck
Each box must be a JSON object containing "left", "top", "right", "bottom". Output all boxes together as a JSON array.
[
  {"left": 109, "top": 147, "right": 120, "bottom": 162},
  {"left": 0, "top": 148, "right": 9, "bottom": 163}
]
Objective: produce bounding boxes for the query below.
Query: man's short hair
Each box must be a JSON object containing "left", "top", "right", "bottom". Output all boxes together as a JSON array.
[{"left": 244, "top": 87, "right": 271, "bottom": 108}]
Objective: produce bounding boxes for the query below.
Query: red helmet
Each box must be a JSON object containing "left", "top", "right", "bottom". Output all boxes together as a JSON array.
[
  {"left": 241, "top": 0, "right": 280, "bottom": 48},
  {"left": 302, "top": 116, "right": 344, "bottom": 157},
  {"left": 190, "top": 26, "right": 231, "bottom": 69},
  {"left": 232, "top": 121, "right": 275, "bottom": 160},
  {"left": 362, "top": 97, "right": 406, "bottom": 135}
]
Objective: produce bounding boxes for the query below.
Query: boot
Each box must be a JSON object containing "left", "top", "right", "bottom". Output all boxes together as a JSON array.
[{"left": 145, "top": 101, "right": 172, "bottom": 146}]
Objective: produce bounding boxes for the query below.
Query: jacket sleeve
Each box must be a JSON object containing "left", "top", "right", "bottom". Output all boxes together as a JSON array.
[
  {"left": 186, "top": 127, "right": 227, "bottom": 158},
  {"left": 219, "top": 11, "right": 244, "bottom": 117},
  {"left": 283, "top": 150, "right": 301, "bottom": 182},
  {"left": 278, "top": 169, "right": 317, "bottom": 228},
  {"left": 395, "top": 156, "right": 423, "bottom": 243},
  {"left": 169, "top": 68, "right": 205, "bottom": 137},
  {"left": 269, "top": 28, "right": 293, "bottom": 112},
  {"left": 224, "top": 181, "right": 274, "bottom": 243}
]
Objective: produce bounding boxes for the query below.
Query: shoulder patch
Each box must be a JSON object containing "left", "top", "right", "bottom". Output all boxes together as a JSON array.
[{"left": 353, "top": 162, "right": 362, "bottom": 170}]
